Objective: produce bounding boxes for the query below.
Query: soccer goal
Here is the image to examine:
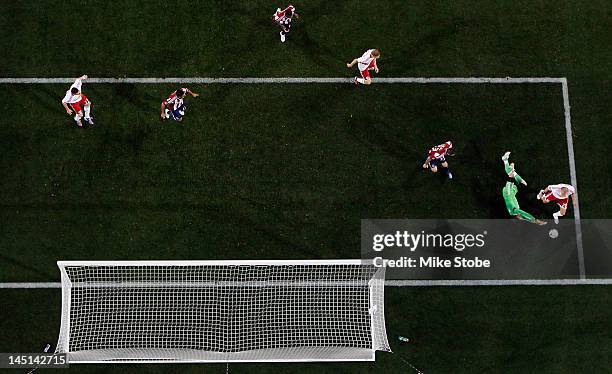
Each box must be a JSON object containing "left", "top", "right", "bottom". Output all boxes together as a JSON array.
[{"left": 55, "top": 260, "right": 390, "bottom": 363}]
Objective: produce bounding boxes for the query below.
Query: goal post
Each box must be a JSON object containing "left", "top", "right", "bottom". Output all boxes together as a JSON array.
[{"left": 55, "top": 260, "right": 391, "bottom": 363}]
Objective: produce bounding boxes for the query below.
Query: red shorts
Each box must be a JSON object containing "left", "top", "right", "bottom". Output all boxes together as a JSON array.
[
  {"left": 359, "top": 61, "right": 376, "bottom": 79},
  {"left": 544, "top": 191, "right": 569, "bottom": 209},
  {"left": 360, "top": 69, "right": 371, "bottom": 79},
  {"left": 70, "top": 95, "right": 90, "bottom": 113}
]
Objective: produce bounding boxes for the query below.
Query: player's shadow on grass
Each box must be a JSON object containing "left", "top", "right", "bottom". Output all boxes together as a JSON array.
[
  {"left": 468, "top": 140, "right": 508, "bottom": 218},
  {"left": 478, "top": 182, "right": 509, "bottom": 219},
  {"left": 291, "top": 29, "right": 345, "bottom": 72},
  {"left": 217, "top": 3, "right": 284, "bottom": 47},
  {"left": 23, "top": 85, "right": 77, "bottom": 128},
  {"left": 27, "top": 85, "right": 64, "bottom": 115},
  {"left": 344, "top": 116, "right": 423, "bottom": 178},
  {"left": 202, "top": 200, "right": 327, "bottom": 260},
  {"left": 113, "top": 84, "right": 156, "bottom": 109},
  {"left": 405, "top": 19, "right": 471, "bottom": 65},
  {"left": 106, "top": 84, "right": 163, "bottom": 152}
]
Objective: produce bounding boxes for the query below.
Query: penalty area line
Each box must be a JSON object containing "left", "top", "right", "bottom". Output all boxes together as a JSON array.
[
  {"left": 0, "top": 77, "right": 566, "bottom": 84},
  {"left": 0, "top": 76, "right": 584, "bottom": 280},
  {"left": 561, "top": 78, "right": 585, "bottom": 280}
]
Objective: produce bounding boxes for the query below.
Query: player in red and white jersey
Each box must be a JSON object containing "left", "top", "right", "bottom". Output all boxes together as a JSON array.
[
  {"left": 346, "top": 49, "right": 381, "bottom": 85},
  {"left": 160, "top": 88, "right": 199, "bottom": 122},
  {"left": 272, "top": 4, "right": 299, "bottom": 43},
  {"left": 422, "top": 141, "right": 455, "bottom": 179},
  {"left": 537, "top": 183, "right": 576, "bottom": 223},
  {"left": 61, "top": 75, "right": 93, "bottom": 127}
]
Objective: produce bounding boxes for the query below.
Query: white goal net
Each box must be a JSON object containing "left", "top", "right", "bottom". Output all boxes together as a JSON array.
[{"left": 56, "top": 260, "right": 390, "bottom": 363}]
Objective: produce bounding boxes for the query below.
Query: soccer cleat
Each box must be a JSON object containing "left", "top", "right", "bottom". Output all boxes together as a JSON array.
[
  {"left": 537, "top": 190, "right": 544, "bottom": 200},
  {"left": 280, "top": 32, "right": 286, "bottom": 43},
  {"left": 447, "top": 171, "right": 453, "bottom": 180},
  {"left": 76, "top": 120, "right": 83, "bottom": 127},
  {"left": 85, "top": 117, "right": 94, "bottom": 125},
  {"left": 502, "top": 151, "right": 511, "bottom": 161},
  {"left": 353, "top": 77, "right": 359, "bottom": 85}
]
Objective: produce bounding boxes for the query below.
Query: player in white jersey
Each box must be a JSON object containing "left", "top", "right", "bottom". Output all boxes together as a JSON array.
[
  {"left": 537, "top": 183, "right": 576, "bottom": 223},
  {"left": 61, "top": 75, "right": 93, "bottom": 127},
  {"left": 346, "top": 49, "right": 380, "bottom": 85}
]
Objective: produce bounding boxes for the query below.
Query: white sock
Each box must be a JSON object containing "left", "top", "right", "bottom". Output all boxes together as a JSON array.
[
  {"left": 356, "top": 78, "right": 365, "bottom": 84},
  {"left": 553, "top": 212, "right": 561, "bottom": 223},
  {"left": 84, "top": 104, "right": 91, "bottom": 119}
]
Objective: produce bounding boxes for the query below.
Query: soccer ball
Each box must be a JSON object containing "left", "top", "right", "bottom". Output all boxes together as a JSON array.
[{"left": 548, "top": 229, "right": 559, "bottom": 239}]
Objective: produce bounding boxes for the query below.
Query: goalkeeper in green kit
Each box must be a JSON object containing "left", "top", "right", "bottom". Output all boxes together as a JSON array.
[{"left": 501, "top": 152, "right": 547, "bottom": 225}]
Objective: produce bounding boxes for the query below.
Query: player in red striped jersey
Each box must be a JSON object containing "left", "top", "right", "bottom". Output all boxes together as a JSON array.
[
  {"left": 160, "top": 88, "right": 199, "bottom": 122},
  {"left": 422, "top": 141, "right": 455, "bottom": 179},
  {"left": 61, "top": 75, "right": 94, "bottom": 127},
  {"left": 346, "top": 49, "right": 381, "bottom": 85},
  {"left": 537, "top": 183, "right": 576, "bottom": 223},
  {"left": 272, "top": 4, "right": 299, "bottom": 43}
]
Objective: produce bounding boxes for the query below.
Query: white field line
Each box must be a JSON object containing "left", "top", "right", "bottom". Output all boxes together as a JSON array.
[
  {"left": 561, "top": 78, "right": 585, "bottom": 279},
  {"left": 0, "top": 77, "right": 565, "bottom": 84},
  {"left": 387, "top": 279, "right": 606, "bottom": 286},
  {"left": 0, "top": 76, "right": 585, "bottom": 286},
  {"left": 1, "top": 282, "right": 61, "bottom": 288},
  {"left": 1, "top": 279, "right": 612, "bottom": 288}
]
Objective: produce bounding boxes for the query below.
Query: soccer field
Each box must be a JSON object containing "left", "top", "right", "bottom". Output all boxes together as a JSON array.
[{"left": 1, "top": 0, "right": 612, "bottom": 372}]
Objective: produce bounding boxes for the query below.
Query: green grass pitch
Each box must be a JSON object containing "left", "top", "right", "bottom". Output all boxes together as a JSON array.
[{"left": 1, "top": 0, "right": 612, "bottom": 372}]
